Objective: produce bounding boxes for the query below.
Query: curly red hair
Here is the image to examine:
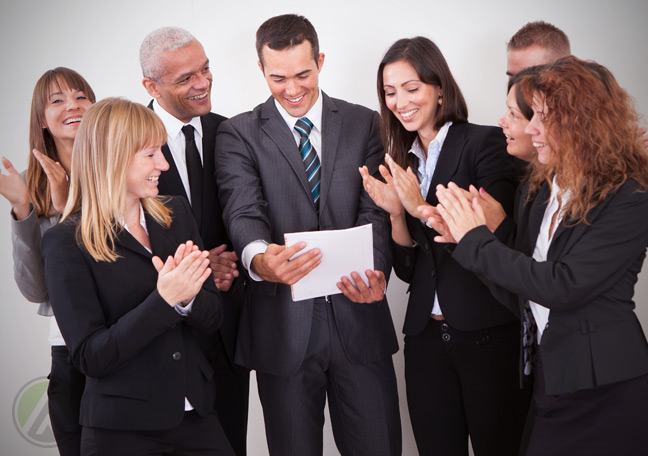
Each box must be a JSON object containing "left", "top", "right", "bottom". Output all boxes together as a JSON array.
[{"left": 520, "top": 56, "right": 648, "bottom": 224}]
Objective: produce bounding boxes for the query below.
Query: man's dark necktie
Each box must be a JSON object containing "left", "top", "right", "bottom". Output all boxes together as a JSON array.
[
  {"left": 181, "top": 124, "right": 203, "bottom": 227},
  {"left": 294, "top": 117, "right": 321, "bottom": 211}
]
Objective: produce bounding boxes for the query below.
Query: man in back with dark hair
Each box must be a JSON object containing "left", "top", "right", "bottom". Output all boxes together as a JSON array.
[
  {"left": 215, "top": 13, "right": 401, "bottom": 456},
  {"left": 506, "top": 20, "right": 571, "bottom": 78}
]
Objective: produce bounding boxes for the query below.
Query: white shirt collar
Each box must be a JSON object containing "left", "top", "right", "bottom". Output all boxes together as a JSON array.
[
  {"left": 274, "top": 89, "right": 323, "bottom": 132},
  {"left": 152, "top": 99, "right": 203, "bottom": 142},
  {"left": 408, "top": 121, "right": 452, "bottom": 161}
]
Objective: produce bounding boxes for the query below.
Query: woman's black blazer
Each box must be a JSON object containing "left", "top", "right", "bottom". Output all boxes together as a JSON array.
[{"left": 42, "top": 197, "right": 223, "bottom": 430}]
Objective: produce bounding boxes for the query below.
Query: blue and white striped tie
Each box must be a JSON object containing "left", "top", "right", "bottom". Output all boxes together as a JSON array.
[{"left": 294, "top": 117, "right": 321, "bottom": 210}]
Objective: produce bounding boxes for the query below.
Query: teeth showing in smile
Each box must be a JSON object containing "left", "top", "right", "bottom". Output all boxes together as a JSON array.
[
  {"left": 533, "top": 142, "right": 545, "bottom": 148},
  {"left": 188, "top": 92, "right": 208, "bottom": 100},
  {"left": 287, "top": 94, "right": 304, "bottom": 103},
  {"left": 400, "top": 109, "right": 418, "bottom": 119},
  {"left": 147, "top": 176, "right": 159, "bottom": 182},
  {"left": 64, "top": 117, "right": 82, "bottom": 125}
]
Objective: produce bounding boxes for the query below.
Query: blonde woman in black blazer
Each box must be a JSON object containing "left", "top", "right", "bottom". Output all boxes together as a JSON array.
[
  {"left": 42, "top": 98, "right": 234, "bottom": 455},
  {"left": 432, "top": 57, "right": 648, "bottom": 456}
]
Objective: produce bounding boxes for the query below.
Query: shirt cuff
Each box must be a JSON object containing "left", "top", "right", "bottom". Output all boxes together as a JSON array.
[
  {"left": 174, "top": 297, "right": 195, "bottom": 316},
  {"left": 242, "top": 240, "right": 269, "bottom": 282}
]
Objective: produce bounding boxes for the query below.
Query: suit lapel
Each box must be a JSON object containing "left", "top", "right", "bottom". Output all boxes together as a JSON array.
[
  {"left": 159, "top": 143, "right": 189, "bottom": 200},
  {"left": 116, "top": 226, "right": 153, "bottom": 259},
  {"left": 200, "top": 114, "right": 217, "bottom": 235},
  {"left": 426, "top": 123, "right": 466, "bottom": 206},
  {"left": 260, "top": 97, "right": 314, "bottom": 208},
  {"left": 319, "top": 93, "right": 341, "bottom": 213},
  {"left": 147, "top": 101, "right": 190, "bottom": 202},
  {"left": 525, "top": 183, "right": 551, "bottom": 256}
]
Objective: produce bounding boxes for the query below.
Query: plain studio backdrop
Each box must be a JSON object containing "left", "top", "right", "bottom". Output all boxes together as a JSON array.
[{"left": 1, "top": 1, "right": 646, "bottom": 454}]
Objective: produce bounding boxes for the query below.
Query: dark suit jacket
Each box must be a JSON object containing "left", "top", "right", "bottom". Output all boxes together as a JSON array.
[
  {"left": 149, "top": 103, "right": 243, "bottom": 372},
  {"left": 41, "top": 197, "right": 223, "bottom": 430},
  {"left": 214, "top": 93, "right": 398, "bottom": 376},
  {"left": 453, "top": 179, "right": 648, "bottom": 395},
  {"left": 392, "top": 122, "right": 520, "bottom": 335}
]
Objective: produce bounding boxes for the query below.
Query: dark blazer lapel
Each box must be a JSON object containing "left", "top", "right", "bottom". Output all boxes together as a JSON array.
[
  {"left": 200, "top": 114, "right": 217, "bottom": 235},
  {"left": 319, "top": 93, "right": 341, "bottom": 212},
  {"left": 525, "top": 183, "right": 551, "bottom": 256},
  {"left": 147, "top": 101, "right": 190, "bottom": 202},
  {"left": 146, "top": 211, "right": 178, "bottom": 259},
  {"left": 159, "top": 143, "right": 189, "bottom": 201},
  {"left": 116, "top": 226, "right": 153, "bottom": 259},
  {"left": 260, "top": 97, "right": 313, "bottom": 205},
  {"left": 426, "top": 123, "right": 467, "bottom": 206}
]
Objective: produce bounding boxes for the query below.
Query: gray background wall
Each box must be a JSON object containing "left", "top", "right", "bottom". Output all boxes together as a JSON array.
[{"left": 1, "top": 0, "right": 647, "bottom": 454}]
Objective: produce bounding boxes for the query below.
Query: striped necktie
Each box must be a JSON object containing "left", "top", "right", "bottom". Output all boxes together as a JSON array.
[{"left": 294, "top": 117, "right": 321, "bottom": 210}]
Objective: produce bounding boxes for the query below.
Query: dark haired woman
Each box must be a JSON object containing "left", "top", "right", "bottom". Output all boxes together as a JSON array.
[
  {"left": 360, "top": 37, "right": 528, "bottom": 455},
  {"left": 0, "top": 67, "right": 95, "bottom": 455}
]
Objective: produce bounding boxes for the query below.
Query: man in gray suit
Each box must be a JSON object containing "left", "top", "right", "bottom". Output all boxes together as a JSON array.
[{"left": 215, "top": 14, "right": 401, "bottom": 456}]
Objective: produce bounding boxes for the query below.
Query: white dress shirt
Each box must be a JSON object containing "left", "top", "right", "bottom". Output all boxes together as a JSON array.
[
  {"left": 407, "top": 122, "right": 452, "bottom": 316},
  {"left": 152, "top": 100, "right": 203, "bottom": 204}
]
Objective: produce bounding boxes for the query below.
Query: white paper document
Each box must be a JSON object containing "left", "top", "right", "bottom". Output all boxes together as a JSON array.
[{"left": 284, "top": 223, "right": 374, "bottom": 301}]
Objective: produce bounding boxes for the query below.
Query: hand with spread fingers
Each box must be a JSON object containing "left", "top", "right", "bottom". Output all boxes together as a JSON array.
[
  {"left": 251, "top": 242, "right": 321, "bottom": 285},
  {"left": 384, "top": 153, "right": 428, "bottom": 220},
  {"left": 0, "top": 157, "right": 31, "bottom": 220},
  {"left": 337, "top": 269, "right": 386, "bottom": 303},
  {"left": 32, "top": 149, "right": 69, "bottom": 214},
  {"left": 358, "top": 164, "right": 403, "bottom": 217},
  {"left": 435, "top": 182, "right": 487, "bottom": 242}
]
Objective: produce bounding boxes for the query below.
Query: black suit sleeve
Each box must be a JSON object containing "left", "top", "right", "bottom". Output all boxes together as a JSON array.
[
  {"left": 355, "top": 112, "right": 392, "bottom": 277},
  {"left": 452, "top": 181, "right": 648, "bottom": 311}
]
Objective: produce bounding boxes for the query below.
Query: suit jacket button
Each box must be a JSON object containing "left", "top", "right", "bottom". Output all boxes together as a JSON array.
[
  {"left": 442, "top": 333, "right": 451, "bottom": 342},
  {"left": 172, "top": 351, "right": 182, "bottom": 361},
  {"left": 430, "top": 270, "right": 436, "bottom": 278},
  {"left": 423, "top": 243, "right": 430, "bottom": 250}
]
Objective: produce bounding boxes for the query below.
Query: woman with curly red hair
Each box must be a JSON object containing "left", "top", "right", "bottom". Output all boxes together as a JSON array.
[{"left": 432, "top": 56, "right": 648, "bottom": 455}]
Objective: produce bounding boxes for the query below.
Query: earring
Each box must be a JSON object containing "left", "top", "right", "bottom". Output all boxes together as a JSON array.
[{"left": 438, "top": 96, "right": 443, "bottom": 106}]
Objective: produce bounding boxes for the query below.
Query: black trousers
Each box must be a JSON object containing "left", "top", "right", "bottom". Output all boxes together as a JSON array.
[
  {"left": 212, "top": 332, "right": 250, "bottom": 456},
  {"left": 256, "top": 298, "right": 402, "bottom": 456},
  {"left": 527, "top": 350, "right": 648, "bottom": 456},
  {"left": 404, "top": 318, "right": 530, "bottom": 456},
  {"left": 80, "top": 410, "right": 234, "bottom": 456},
  {"left": 48, "top": 345, "right": 85, "bottom": 456}
]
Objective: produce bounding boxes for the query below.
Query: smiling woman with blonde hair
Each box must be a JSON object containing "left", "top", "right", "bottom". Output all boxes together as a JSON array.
[{"left": 42, "top": 97, "right": 234, "bottom": 455}]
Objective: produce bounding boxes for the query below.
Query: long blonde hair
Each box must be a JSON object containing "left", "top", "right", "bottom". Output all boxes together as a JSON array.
[
  {"left": 28, "top": 68, "right": 96, "bottom": 217},
  {"left": 63, "top": 98, "right": 172, "bottom": 262}
]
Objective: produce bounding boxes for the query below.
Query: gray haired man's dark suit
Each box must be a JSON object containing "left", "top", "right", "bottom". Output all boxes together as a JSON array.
[{"left": 215, "top": 92, "right": 401, "bottom": 455}]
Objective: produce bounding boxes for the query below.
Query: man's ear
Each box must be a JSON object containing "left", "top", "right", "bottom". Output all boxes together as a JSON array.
[
  {"left": 142, "top": 78, "right": 161, "bottom": 98},
  {"left": 257, "top": 60, "right": 264, "bottom": 74}
]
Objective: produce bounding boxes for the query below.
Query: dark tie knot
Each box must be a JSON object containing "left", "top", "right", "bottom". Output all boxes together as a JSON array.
[
  {"left": 182, "top": 124, "right": 195, "bottom": 140},
  {"left": 294, "top": 117, "right": 313, "bottom": 137}
]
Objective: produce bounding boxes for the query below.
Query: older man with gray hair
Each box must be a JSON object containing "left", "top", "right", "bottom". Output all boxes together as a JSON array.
[{"left": 140, "top": 26, "right": 249, "bottom": 456}]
